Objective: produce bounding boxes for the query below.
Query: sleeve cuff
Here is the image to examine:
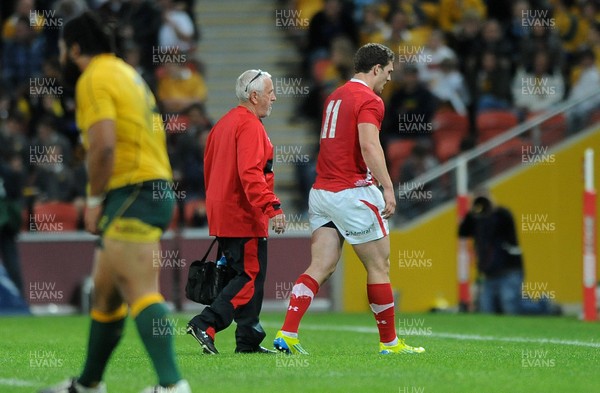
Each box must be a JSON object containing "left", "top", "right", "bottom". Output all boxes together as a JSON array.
[{"left": 265, "top": 203, "right": 283, "bottom": 218}]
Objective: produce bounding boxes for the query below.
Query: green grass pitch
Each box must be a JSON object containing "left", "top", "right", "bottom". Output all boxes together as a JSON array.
[{"left": 2, "top": 312, "right": 600, "bottom": 393}]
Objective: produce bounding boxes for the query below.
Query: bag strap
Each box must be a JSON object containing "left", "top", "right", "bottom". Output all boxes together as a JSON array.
[{"left": 200, "top": 238, "right": 219, "bottom": 262}]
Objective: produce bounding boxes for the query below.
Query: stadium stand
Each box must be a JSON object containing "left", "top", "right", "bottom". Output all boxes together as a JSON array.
[{"left": 1, "top": 0, "right": 599, "bottom": 233}]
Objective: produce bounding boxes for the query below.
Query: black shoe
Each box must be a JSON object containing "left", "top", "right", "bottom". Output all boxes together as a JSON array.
[
  {"left": 38, "top": 378, "right": 106, "bottom": 393},
  {"left": 186, "top": 323, "right": 219, "bottom": 354},
  {"left": 235, "top": 346, "right": 277, "bottom": 354}
]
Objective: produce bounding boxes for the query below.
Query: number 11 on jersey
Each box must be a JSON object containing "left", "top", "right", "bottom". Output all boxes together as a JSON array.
[{"left": 321, "top": 99, "right": 342, "bottom": 139}]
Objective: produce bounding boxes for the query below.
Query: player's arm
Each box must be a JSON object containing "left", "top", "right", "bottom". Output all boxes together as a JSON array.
[
  {"left": 84, "top": 120, "right": 115, "bottom": 234},
  {"left": 87, "top": 120, "right": 116, "bottom": 197},
  {"left": 358, "top": 122, "right": 395, "bottom": 219}
]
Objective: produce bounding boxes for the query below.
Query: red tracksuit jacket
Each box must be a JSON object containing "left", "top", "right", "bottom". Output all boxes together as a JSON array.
[{"left": 204, "top": 106, "right": 282, "bottom": 237}]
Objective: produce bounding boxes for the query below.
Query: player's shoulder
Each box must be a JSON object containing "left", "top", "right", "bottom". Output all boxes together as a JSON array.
[
  {"left": 78, "top": 55, "right": 122, "bottom": 87},
  {"left": 329, "top": 81, "right": 372, "bottom": 102},
  {"left": 347, "top": 81, "right": 382, "bottom": 103},
  {"left": 495, "top": 206, "right": 515, "bottom": 219}
]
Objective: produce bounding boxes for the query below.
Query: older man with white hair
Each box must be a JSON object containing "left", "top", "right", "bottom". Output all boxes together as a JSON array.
[{"left": 186, "top": 69, "right": 286, "bottom": 355}]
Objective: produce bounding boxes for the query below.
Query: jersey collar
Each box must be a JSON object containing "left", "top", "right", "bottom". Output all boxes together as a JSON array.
[{"left": 349, "top": 78, "right": 369, "bottom": 88}]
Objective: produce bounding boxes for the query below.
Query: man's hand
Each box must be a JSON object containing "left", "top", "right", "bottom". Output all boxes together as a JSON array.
[
  {"left": 382, "top": 187, "right": 396, "bottom": 219},
  {"left": 84, "top": 205, "right": 102, "bottom": 234},
  {"left": 271, "top": 213, "right": 286, "bottom": 234}
]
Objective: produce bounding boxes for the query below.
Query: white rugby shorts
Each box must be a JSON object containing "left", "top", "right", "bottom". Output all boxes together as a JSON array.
[{"left": 308, "top": 185, "right": 389, "bottom": 244}]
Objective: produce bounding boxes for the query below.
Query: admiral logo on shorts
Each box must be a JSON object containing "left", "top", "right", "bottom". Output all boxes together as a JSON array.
[{"left": 345, "top": 224, "right": 375, "bottom": 237}]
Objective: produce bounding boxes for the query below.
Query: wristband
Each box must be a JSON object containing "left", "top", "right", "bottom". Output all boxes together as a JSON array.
[{"left": 87, "top": 195, "right": 105, "bottom": 208}]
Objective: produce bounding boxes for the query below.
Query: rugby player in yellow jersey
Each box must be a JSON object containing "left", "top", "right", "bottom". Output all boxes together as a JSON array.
[{"left": 40, "top": 12, "right": 191, "bottom": 393}]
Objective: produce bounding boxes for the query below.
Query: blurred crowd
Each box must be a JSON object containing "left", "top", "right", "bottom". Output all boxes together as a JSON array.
[
  {"left": 0, "top": 0, "right": 211, "bottom": 230},
  {"left": 284, "top": 0, "right": 600, "bottom": 219},
  {"left": 2, "top": 0, "right": 600, "bottom": 231}
]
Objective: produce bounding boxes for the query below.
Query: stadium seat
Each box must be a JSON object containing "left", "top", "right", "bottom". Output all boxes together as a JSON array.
[
  {"left": 476, "top": 111, "right": 519, "bottom": 143},
  {"left": 527, "top": 112, "right": 567, "bottom": 147},
  {"left": 485, "top": 138, "right": 531, "bottom": 175},
  {"left": 432, "top": 111, "right": 469, "bottom": 162},
  {"left": 31, "top": 202, "right": 79, "bottom": 231},
  {"left": 386, "top": 139, "right": 417, "bottom": 184},
  {"left": 586, "top": 108, "right": 600, "bottom": 127}
]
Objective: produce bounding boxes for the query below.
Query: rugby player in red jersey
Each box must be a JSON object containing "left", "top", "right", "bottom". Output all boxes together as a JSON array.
[{"left": 274, "top": 43, "right": 425, "bottom": 355}]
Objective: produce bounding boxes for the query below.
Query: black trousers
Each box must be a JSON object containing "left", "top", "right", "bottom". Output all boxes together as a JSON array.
[{"left": 189, "top": 237, "right": 268, "bottom": 351}]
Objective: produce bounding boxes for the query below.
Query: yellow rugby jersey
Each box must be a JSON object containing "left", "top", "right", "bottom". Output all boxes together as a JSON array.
[{"left": 76, "top": 54, "right": 172, "bottom": 191}]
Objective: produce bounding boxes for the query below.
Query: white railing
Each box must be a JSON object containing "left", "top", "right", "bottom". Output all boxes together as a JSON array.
[{"left": 396, "top": 89, "right": 600, "bottom": 224}]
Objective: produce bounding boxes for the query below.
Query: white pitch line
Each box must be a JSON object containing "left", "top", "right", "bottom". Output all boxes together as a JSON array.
[
  {"left": 263, "top": 322, "right": 600, "bottom": 348},
  {"left": 0, "top": 378, "right": 39, "bottom": 387}
]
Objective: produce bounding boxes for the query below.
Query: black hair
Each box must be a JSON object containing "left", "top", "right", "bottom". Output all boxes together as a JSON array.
[
  {"left": 354, "top": 43, "right": 395, "bottom": 73},
  {"left": 61, "top": 11, "right": 115, "bottom": 55},
  {"left": 472, "top": 196, "right": 492, "bottom": 215}
]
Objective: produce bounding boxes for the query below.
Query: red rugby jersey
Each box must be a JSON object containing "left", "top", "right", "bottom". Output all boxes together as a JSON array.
[{"left": 313, "top": 79, "right": 385, "bottom": 192}]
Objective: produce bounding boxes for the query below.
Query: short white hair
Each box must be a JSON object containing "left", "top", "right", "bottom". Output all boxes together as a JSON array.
[{"left": 236, "top": 69, "right": 272, "bottom": 101}]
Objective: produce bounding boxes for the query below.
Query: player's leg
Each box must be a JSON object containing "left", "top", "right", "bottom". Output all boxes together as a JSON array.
[
  {"left": 76, "top": 247, "right": 127, "bottom": 389},
  {"left": 103, "top": 237, "right": 183, "bottom": 388},
  {"left": 353, "top": 237, "right": 396, "bottom": 345},
  {"left": 353, "top": 237, "right": 424, "bottom": 354},
  {"left": 39, "top": 247, "right": 128, "bottom": 393},
  {"left": 347, "top": 185, "right": 423, "bottom": 354},
  {"left": 103, "top": 183, "right": 186, "bottom": 391},
  {"left": 498, "top": 270, "right": 523, "bottom": 315},
  {"left": 478, "top": 277, "right": 496, "bottom": 313},
  {"left": 274, "top": 225, "right": 343, "bottom": 354}
]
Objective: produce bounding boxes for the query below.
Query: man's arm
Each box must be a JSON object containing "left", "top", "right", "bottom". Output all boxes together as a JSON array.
[
  {"left": 87, "top": 120, "right": 116, "bottom": 197},
  {"left": 84, "top": 119, "right": 115, "bottom": 233},
  {"left": 358, "top": 122, "right": 395, "bottom": 219},
  {"left": 236, "top": 124, "right": 285, "bottom": 233}
]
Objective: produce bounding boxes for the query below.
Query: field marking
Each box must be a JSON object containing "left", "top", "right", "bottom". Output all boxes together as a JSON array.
[
  {"left": 264, "top": 322, "right": 600, "bottom": 348},
  {"left": 0, "top": 378, "right": 38, "bottom": 387}
]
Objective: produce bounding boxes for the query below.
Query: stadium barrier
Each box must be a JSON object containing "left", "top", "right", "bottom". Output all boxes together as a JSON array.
[
  {"left": 343, "top": 90, "right": 600, "bottom": 313},
  {"left": 18, "top": 230, "right": 325, "bottom": 313}
]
